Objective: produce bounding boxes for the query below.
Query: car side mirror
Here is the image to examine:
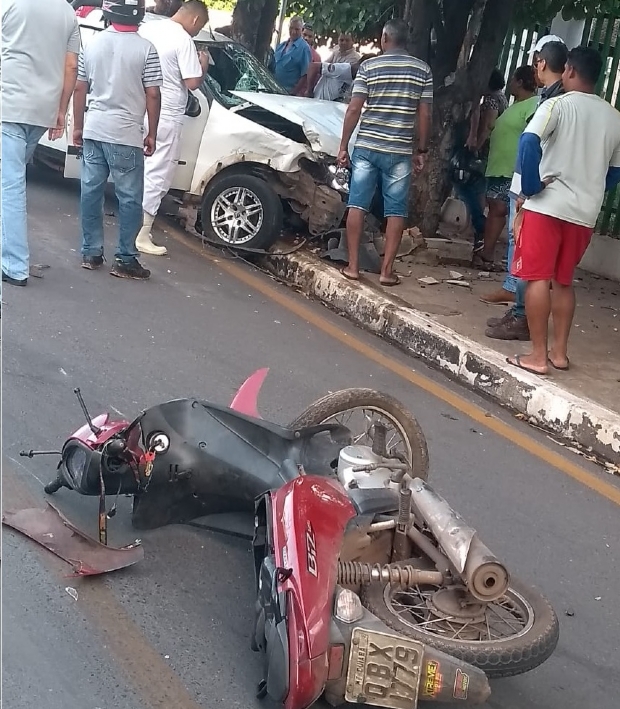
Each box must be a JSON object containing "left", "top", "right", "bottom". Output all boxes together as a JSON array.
[{"left": 185, "top": 93, "right": 201, "bottom": 118}]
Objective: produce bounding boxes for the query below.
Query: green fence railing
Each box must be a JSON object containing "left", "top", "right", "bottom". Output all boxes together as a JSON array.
[{"left": 583, "top": 16, "right": 620, "bottom": 236}]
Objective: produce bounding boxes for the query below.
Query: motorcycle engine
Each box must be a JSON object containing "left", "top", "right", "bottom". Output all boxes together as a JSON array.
[{"left": 337, "top": 445, "right": 400, "bottom": 491}]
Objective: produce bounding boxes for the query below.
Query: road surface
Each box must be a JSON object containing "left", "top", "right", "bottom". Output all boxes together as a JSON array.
[{"left": 2, "top": 165, "right": 619, "bottom": 709}]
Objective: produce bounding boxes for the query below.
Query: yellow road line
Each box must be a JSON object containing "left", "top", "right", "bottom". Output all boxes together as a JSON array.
[{"left": 166, "top": 227, "right": 620, "bottom": 508}]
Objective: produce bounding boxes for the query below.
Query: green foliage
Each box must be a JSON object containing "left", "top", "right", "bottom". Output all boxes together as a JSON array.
[
  {"left": 210, "top": 0, "right": 236, "bottom": 12},
  {"left": 514, "top": 0, "right": 620, "bottom": 24},
  {"left": 286, "top": 0, "right": 620, "bottom": 44},
  {"left": 287, "top": 0, "right": 398, "bottom": 43}
]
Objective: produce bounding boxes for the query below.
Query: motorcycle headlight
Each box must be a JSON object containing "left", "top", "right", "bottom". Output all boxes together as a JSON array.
[{"left": 334, "top": 588, "right": 363, "bottom": 623}]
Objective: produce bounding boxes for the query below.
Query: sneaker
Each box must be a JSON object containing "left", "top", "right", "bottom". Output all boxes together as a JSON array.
[
  {"left": 487, "top": 308, "right": 514, "bottom": 328},
  {"left": 486, "top": 314, "right": 530, "bottom": 341},
  {"left": 2, "top": 271, "right": 27, "bottom": 286},
  {"left": 81, "top": 255, "right": 104, "bottom": 270},
  {"left": 110, "top": 258, "right": 151, "bottom": 280}
]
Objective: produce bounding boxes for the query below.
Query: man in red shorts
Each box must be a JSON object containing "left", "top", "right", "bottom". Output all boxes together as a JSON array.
[{"left": 508, "top": 46, "right": 620, "bottom": 375}]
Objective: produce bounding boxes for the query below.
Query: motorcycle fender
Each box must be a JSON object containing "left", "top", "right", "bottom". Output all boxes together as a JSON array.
[
  {"left": 229, "top": 368, "right": 269, "bottom": 419},
  {"left": 265, "top": 616, "right": 290, "bottom": 703},
  {"left": 418, "top": 647, "right": 491, "bottom": 704}
]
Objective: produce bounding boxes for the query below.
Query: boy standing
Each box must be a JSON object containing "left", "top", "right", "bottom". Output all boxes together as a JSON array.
[{"left": 73, "top": 0, "right": 162, "bottom": 279}]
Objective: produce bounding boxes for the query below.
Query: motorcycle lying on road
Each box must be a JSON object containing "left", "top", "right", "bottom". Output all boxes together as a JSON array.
[{"left": 18, "top": 369, "right": 559, "bottom": 709}]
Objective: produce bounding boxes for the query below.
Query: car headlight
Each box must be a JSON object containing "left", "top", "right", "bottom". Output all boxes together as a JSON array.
[{"left": 334, "top": 588, "right": 364, "bottom": 623}]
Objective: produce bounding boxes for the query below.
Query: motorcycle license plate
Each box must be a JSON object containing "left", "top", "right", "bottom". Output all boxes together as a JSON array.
[{"left": 345, "top": 628, "right": 424, "bottom": 709}]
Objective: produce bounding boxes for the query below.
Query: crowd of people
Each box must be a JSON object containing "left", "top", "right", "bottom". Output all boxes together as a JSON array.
[{"left": 3, "top": 1, "right": 620, "bottom": 377}]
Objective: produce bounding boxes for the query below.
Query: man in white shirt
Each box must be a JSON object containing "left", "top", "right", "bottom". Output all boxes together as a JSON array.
[
  {"left": 136, "top": 0, "right": 210, "bottom": 255},
  {"left": 1, "top": 0, "right": 80, "bottom": 287},
  {"left": 307, "top": 61, "right": 357, "bottom": 101},
  {"left": 507, "top": 47, "right": 620, "bottom": 376}
]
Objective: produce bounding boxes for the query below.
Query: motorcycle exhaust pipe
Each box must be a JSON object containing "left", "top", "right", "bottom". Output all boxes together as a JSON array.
[{"left": 409, "top": 479, "right": 509, "bottom": 602}]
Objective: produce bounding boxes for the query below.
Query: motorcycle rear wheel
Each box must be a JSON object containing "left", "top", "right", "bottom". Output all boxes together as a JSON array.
[
  {"left": 361, "top": 577, "right": 559, "bottom": 678},
  {"left": 289, "top": 389, "right": 429, "bottom": 480}
]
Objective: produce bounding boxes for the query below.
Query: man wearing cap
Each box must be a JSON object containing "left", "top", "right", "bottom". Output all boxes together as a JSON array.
[{"left": 484, "top": 36, "right": 568, "bottom": 339}]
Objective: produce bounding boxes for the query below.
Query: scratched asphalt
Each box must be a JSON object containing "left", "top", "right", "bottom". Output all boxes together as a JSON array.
[{"left": 2, "top": 166, "right": 619, "bottom": 709}]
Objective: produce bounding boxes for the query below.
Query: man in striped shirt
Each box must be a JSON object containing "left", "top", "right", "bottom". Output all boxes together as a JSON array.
[
  {"left": 338, "top": 19, "right": 433, "bottom": 286},
  {"left": 73, "top": 0, "right": 163, "bottom": 280}
]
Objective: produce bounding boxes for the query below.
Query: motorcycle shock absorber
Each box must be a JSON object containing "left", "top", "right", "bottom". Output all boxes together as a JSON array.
[
  {"left": 391, "top": 485, "right": 412, "bottom": 563},
  {"left": 337, "top": 561, "right": 443, "bottom": 587}
]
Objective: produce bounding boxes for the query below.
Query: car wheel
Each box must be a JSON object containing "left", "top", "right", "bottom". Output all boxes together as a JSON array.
[{"left": 201, "top": 173, "right": 283, "bottom": 250}]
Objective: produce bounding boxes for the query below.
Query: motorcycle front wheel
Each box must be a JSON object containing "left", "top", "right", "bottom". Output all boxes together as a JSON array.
[
  {"left": 289, "top": 388, "right": 429, "bottom": 481},
  {"left": 361, "top": 577, "right": 559, "bottom": 678}
]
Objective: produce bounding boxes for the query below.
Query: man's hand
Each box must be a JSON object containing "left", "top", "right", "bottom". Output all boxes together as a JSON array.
[
  {"left": 198, "top": 50, "right": 210, "bottom": 72},
  {"left": 73, "top": 128, "right": 83, "bottom": 147},
  {"left": 144, "top": 135, "right": 156, "bottom": 157},
  {"left": 413, "top": 152, "right": 426, "bottom": 174},
  {"left": 337, "top": 149, "right": 350, "bottom": 168},
  {"left": 48, "top": 112, "right": 66, "bottom": 141},
  {"left": 515, "top": 196, "right": 525, "bottom": 212}
]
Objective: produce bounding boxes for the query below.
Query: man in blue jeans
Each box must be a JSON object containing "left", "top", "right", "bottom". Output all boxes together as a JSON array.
[
  {"left": 73, "top": 0, "right": 162, "bottom": 280},
  {"left": 338, "top": 19, "right": 432, "bottom": 286},
  {"left": 1, "top": 0, "right": 80, "bottom": 288}
]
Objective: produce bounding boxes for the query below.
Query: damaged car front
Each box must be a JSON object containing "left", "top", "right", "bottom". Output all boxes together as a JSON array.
[{"left": 185, "top": 40, "right": 353, "bottom": 250}]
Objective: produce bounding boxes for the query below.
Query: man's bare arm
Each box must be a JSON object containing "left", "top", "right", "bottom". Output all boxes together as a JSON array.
[
  {"left": 144, "top": 86, "right": 161, "bottom": 156},
  {"left": 306, "top": 62, "right": 322, "bottom": 97},
  {"left": 48, "top": 52, "right": 79, "bottom": 139},
  {"left": 338, "top": 95, "right": 364, "bottom": 162},
  {"left": 72, "top": 79, "right": 88, "bottom": 145},
  {"left": 416, "top": 101, "right": 431, "bottom": 151}
]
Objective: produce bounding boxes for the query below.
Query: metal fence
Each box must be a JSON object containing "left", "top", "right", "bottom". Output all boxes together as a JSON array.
[{"left": 500, "top": 16, "right": 620, "bottom": 237}]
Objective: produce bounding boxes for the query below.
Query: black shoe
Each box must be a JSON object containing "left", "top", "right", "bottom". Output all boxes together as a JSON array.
[
  {"left": 487, "top": 308, "right": 515, "bottom": 328},
  {"left": 2, "top": 271, "right": 27, "bottom": 286},
  {"left": 110, "top": 258, "right": 150, "bottom": 280},
  {"left": 81, "top": 255, "right": 105, "bottom": 270}
]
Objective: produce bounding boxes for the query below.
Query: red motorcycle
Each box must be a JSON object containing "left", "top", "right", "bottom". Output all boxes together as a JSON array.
[{"left": 15, "top": 370, "right": 559, "bottom": 708}]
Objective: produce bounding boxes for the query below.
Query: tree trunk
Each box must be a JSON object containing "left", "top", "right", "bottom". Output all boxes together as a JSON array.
[
  {"left": 231, "top": 0, "right": 279, "bottom": 63},
  {"left": 408, "top": 0, "right": 518, "bottom": 237}
]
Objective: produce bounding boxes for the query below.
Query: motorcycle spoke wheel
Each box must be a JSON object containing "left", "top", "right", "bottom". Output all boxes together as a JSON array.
[
  {"left": 289, "top": 389, "right": 429, "bottom": 480},
  {"left": 361, "top": 577, "right": 559, "bottom": 678},
  {"left": 387, "top": 584, "right": 534, "bottom": 643},
  {"left": 322, "top": 406, "right": 411, "bottom": 463}
]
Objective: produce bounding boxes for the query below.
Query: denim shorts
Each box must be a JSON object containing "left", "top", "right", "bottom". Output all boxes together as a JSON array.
[
  {"left": 348, "top": 147, "right": 412, "bottom": 218},
  {"left": 486, "top": 177, "right": 511, "bottom": 204}
]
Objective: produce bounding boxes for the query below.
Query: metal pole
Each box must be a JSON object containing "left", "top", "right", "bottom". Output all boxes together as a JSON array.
[{"left": 275, "top": 0, "right": 288, "bottom": 46}]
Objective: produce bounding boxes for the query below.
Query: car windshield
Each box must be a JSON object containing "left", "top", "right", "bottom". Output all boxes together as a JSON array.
[{"left": 196, "top": 41, "right": 287, "bottom": 108}]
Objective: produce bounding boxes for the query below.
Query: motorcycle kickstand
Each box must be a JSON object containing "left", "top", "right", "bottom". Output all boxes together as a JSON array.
[{"left": 256, "top": 679, "right": 268, "bottom": 700}]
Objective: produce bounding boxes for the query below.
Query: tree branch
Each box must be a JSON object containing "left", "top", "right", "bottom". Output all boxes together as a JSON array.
[{"left": 466, "top": 0, "right": 517, "bottom": 96}]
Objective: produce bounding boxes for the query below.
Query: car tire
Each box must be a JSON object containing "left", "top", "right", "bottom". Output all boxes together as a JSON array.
[{"left": 201, "top": 173, "right": 283, "bottom": 250}]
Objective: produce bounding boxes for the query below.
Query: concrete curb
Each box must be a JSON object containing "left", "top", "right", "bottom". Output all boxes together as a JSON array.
[{"left": 263, "top": 248, "right": 620, "bottom": 464}]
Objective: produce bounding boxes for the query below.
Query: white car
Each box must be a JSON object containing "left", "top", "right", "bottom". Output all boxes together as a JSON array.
[{"left": 38, "top": 9, "right": 353, "bottom": 250}]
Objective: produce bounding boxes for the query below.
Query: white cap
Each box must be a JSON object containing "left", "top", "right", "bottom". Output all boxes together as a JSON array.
[{"left": 528, "top": 34, "right": 565, "bottom": 58}]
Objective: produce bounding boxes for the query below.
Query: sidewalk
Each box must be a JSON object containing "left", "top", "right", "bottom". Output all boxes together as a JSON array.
[{"left": 263, "top": 239, "right": 620, "bottom": 465}]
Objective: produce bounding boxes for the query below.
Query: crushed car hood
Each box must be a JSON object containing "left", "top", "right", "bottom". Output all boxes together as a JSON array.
[{"left": 232, "top": 92, "right": 352, "bottom": 157}]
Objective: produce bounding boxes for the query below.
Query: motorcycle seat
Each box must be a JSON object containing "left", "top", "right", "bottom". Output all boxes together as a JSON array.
[{"left": 347, "top": 488, "right": 399, "bottom": 516}]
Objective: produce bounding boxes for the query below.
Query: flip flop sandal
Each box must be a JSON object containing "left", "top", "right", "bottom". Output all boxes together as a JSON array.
[
  {"left": 380, "top": 275, "right": 401, "bottom": 287},
  {"left": 506, "top": 354, "right": 548, "bottom": 376},
  {"left": 340, "top": 267, "right": 359, "bottom": 281},
  {"left": 548, "top": 357, "right": 570, "bottom": 371}
]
